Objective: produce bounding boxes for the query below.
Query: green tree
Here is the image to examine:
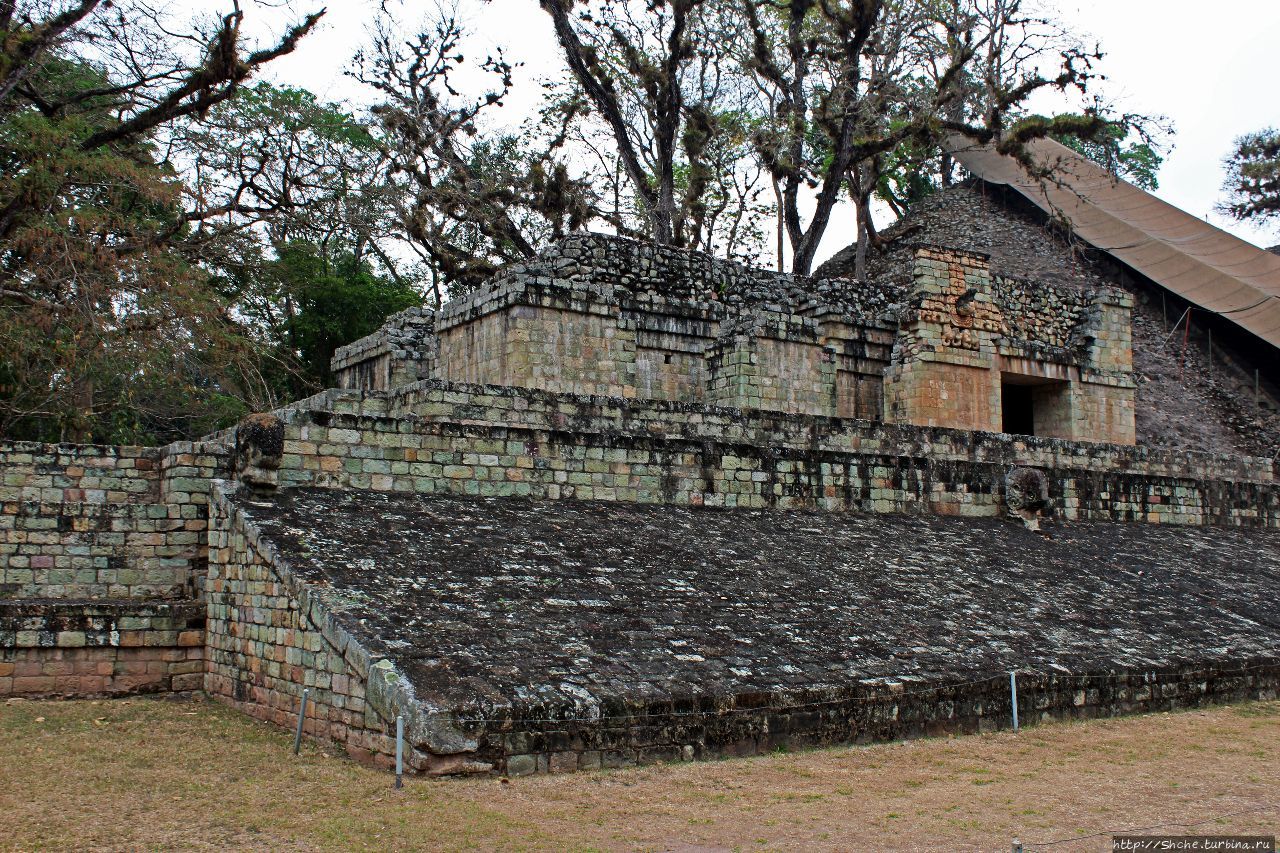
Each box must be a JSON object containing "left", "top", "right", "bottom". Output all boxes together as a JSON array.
[
  {"left": 1050, "top": 114, "right": 1164, "bottom": 190},
  {"left": 0, "top": 1, "right": 321, "bottom": 443},
  {"left": 0, "top": 55, "right": 257, "bottom": 442},
  {"left": 177, "top": 82, "right": 388, "bottom": 256},
  {"left": 1220, "top": 128, "right": 1280, "bottom": 228},
  {"left": 235, "top": 242, "right": 421, "bottom": 397},
  {"left": 356, "top": 11, "right": 593, "bottom": 298}
]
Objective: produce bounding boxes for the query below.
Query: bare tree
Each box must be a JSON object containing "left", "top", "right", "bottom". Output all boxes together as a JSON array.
[
  {"left": 541, "top": 0, "right": 695, "bottom": 245},
  {"left": 739, "top": 0, "right": 1107, "bottom": 275},
  {"left": 541, "top": 0, "right": 772, "bottom": 257},
  {"left": 356, "top": 10, "right": 592, "bottom": 300}
]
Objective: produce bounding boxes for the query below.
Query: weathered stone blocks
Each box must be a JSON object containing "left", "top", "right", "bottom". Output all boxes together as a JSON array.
[
  {"left": 886, "top": 246, "right": 1136, "bottom": 443},
  {"left": 202, "top": 486, "right": 1280, "bottom": 776},
  {"left": 0, "top": 600, "right": 204, "bottom": 697}
]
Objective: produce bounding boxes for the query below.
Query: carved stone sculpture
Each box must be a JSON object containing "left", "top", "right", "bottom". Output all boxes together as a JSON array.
[
  {"left": 234, "top": 413, "right": 285, "bottom": 500},
  {"left": 1005, "top": 466, "right": 1051, "bottom": 532}
]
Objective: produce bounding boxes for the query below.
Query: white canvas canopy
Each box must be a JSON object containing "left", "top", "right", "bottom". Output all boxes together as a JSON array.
[{"left": 949, "top": 136, "right": 1280, "bottom": 349}]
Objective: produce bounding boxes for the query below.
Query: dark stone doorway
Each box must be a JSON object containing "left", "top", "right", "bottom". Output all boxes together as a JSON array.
[{"left": 1001, "top": 382, "right": 1036, "bottom": 435}]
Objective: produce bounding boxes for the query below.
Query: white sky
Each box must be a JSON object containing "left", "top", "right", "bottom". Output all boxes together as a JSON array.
[{"left": 241, "top": 0, "right": 1280, "bottom": 263}]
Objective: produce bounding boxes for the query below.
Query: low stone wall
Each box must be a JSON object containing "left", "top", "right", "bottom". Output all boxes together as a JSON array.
[
  {"left": 204, "top": 489, "right": 421, "bottom": 770},
  {"left": 332, "top": 306, "right": 437, "bottom": 392},
  {"left": 0, "top": 439, "right": 228, "bottom": 700},
  {"left": 203, "top": 487, "right": 1280, "bottom": 775},
  {"left": 0, "top": 440, "right": 229, "bottom": 600},
  {"left": 205, "top": 487, "right": 497, "bottom": 774},
  {"left": 270, "top": 383, "right": 1278, "bottom": 527},
  {"left": 487, "top": 661, "right": 1280, "bottom": 775},
  {"left": 0, "top": 599, "right": 204, "bottom": 696}
]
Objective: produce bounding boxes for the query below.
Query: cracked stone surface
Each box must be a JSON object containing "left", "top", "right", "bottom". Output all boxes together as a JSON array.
[{"left": 235, "top": 488, "right": 1280, "bottom": 716}]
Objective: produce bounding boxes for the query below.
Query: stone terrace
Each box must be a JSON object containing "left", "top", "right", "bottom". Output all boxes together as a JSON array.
[{"left": 208, "top": 486, "right": 1280, "bottom": 775}]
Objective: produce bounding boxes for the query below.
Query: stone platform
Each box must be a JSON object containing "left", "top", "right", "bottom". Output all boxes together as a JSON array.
[{"left": 206, "top": 486, "right": 1280, "bottom": 775}]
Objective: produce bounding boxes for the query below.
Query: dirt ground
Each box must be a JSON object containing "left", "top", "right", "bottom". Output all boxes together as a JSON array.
[{"left": 1, "top": 695, "right": 1276, "bottom": 852}]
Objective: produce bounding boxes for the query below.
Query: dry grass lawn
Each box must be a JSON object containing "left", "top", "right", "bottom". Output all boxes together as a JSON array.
[{"left": 0, "top": 695, "right": 1277, "bottom": 851}]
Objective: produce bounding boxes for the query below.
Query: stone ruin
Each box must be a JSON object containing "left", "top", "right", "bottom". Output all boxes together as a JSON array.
[
  {"left": 2, "top": 231, "right": 1278, "bottom": 777},
  {"left": 332, "top": 234, "right": 1137, "bottom": 445}
]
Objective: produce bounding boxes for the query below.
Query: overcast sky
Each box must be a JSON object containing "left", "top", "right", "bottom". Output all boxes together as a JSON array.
[{"left": 244, "top": 0, "right": 1280, "bottom": 262}]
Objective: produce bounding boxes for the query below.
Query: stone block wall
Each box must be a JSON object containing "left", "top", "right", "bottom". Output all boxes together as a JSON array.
[
  {"left": 705, "top": 313, "right": 838, "bottom": 415},
  {"left": 264, "top": 383, "right": 1278, "bottom": 527},
  {"left": 884, "top": 359, "right": 1002, "bottom": 434},
  {"left": 204, "top": 488, "right": 480, "bottom": 774},
  {"left": 204, "top": 491, "right": 391, "bottom": 765},
  {"left": 820, "top": 315, "right": 895, "bottom": 420},
  {"left": 487, "top": 662, "right": 1280, "bottom": 775},
  {"left": 202, "top": 477, "right": 1280, "bottom": 776},
  {"left": 631, "top": 302, "right": 721, "bottom": 402},
  {"left": 435, "top": 291, "right": 640, "bottom": 399},
  {"left": 886, "top": 246, "right": 1136, "bottom": 443},
  {"left": 336, "top": 233, "right": 902, "bottom": 420},
  {"left": 432, "top": 310, "right": 511, "bottom": 388},
  {"left": 332, "top": 306, "right": 436, "bottom": 392},
  {"left": 0, "top": 441, "right": 227, "bottom": 600},
  {"left": 0, "top": 600, "right": 204, "bottom": 696},
  {"left": 0, "top": 439, "right": 228, "bottom": 700},
  {"left": 336, "top": 236, "right": 1131, "bottom": 444},
  {"left": 199, "top": 493, "right": 1280, "bottom": 777},
  {"left": 1063, "top": 376, "right": 1137, "bottom": 445}
]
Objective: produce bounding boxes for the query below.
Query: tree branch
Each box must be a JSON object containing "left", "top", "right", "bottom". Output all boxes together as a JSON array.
[{"left": 79, "top": 8, "right": 324, "bottom": 151}]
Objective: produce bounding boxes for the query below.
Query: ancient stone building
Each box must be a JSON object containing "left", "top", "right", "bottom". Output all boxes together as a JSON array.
[
  {"left": 333, "top": 234, "right": 1137, "bottom": 443},
  {"left": 3, "top": 140, "right": 1279, "bottom": 777}
]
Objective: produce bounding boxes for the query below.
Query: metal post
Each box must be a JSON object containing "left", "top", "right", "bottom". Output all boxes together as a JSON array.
[
  {"left": 293, "top": 688, "right": 309, "bottom": 755},
  {"left": 1012, "top": 839, "right": 1024, "bottom": 853},
  {"left": 1009, "top": 671, "right": 1019, "bottom": 733},
  {"left": 395, "top": 715, "right": 404, "bottom": 789},
  {"left": 1180, "top": 309, "right": 1191, "bottom": 382}
]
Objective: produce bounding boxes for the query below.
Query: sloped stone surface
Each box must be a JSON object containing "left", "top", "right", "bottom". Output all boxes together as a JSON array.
[{"left": 236, "top": 487, "right": 1280, "bottom": 716}]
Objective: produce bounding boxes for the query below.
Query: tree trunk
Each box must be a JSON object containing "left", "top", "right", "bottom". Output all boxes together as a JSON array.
[{"left": 772, "top": 178, "right": 785, "bottom": 272}]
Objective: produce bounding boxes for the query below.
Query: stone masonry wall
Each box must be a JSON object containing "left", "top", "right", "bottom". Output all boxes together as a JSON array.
[
  {"left": 336, "top": 236, "right": 1131, "bottom": 445},
  {"left": 339, "top": 234, "right": 901, "bottom": 418},
  {"left": 204, "top": 490, "right": 395, "bottom": 766},
  {"left": 203, "top": 484, "right": 1280, "bottom": 775},
  {"left": 0, "top": 441, "right": 228, "bottom": 600},
  {"left": 488, "top": 662, "right": 1280, "bottom": 775},
  {"left": 224, "top": 484, "right": 1280, "bottom": 777},
  {"left": 332, "top": 306, "right": 436, "bottom": 392},
  {"left": 270, "top": 383, "right": 1278, "bottom": 527},
  {"left": 439, "top": 302, "right": 640, "bottom": 399},
  {"left": 204, "top": 487, "right": 482, "bottom": 774},
  {"left": 0, "top": 600, "right": 204, "bottom": 697},
  {"left": 705, "top": 315, "right": 837, "bottom": 415},
  {"left": 886, "top": 246, "right": 1136, "bottom": 443},
  {"left": 0, "top": 439, "right": 229, "bottom": 700},
  {"left": 4, "top": 368, "right": 1272, "bottom": 705}
]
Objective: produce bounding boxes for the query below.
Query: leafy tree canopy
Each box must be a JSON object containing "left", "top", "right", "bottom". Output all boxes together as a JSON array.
[
  {"left": 1220, "top": 128, "right": 1280, "bottom": 228},
  {"left": 1046, "top": 113, "right": 1165, "bottom": 190},
  {"left": 256, "top": 242, "right": 421, "bottom": 396}
]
